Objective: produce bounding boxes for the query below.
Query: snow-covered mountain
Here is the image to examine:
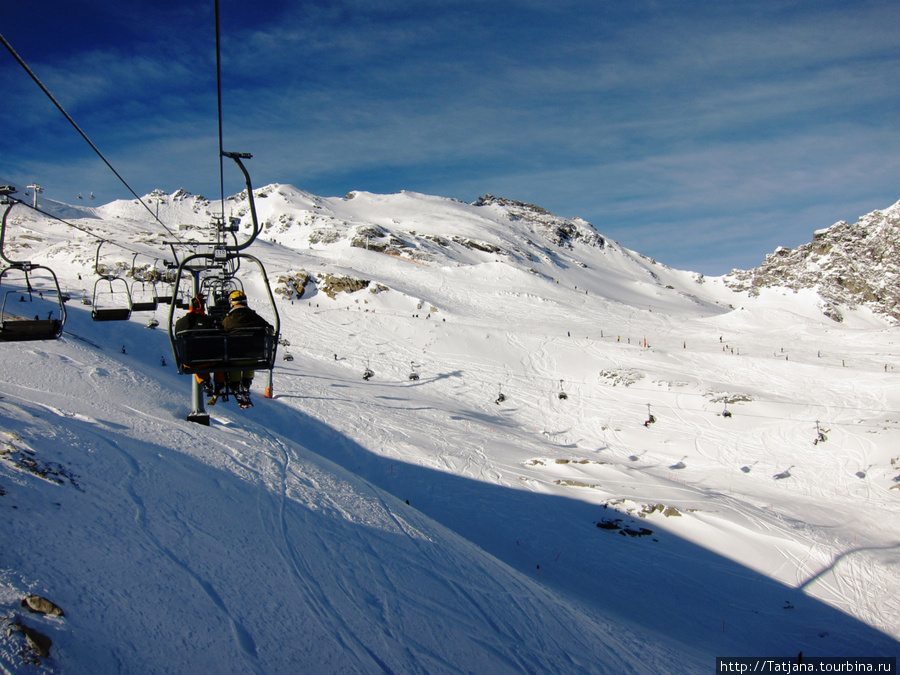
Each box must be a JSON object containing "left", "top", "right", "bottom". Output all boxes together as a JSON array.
[
  {"left": 725, "top": 199, "right": 900, "bottom": 323},
  {"left": 1, "top": 185, "right": 898, "bottom": 672}
]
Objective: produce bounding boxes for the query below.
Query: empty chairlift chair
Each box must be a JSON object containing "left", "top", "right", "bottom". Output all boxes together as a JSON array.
[
  {"left": 91, "top": 242, "right": 132, "bottom": 321},
  {"left": 91, "top": 276, "right": 132, "bottom": 321},
  {"left": 0, "top": 190, "right": 67, "bottom": 341},
  {"left": 129, "top": 255, "right": 159, "bottom": 312},
  {"left": 0, "top": 265, "right": 67, "bottom": 341},
  {"left": 130, "top": 281, "right": 159, "bottom": 312}
]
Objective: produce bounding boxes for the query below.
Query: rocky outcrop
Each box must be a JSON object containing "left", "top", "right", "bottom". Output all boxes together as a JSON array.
[
  {"left": 22, "top": 595, "right": 65, "bottom": 617},
  {"left": 276, "top": 271, "right": 312, "bottom": 300},
  {"left": 473, "top": 195, "right": 606, "bottom": 250},
  {"left": 724, "top": 200, "right": 900, "bottom": 322},
  {"left": 5, "top": 616, "right": 55, "bottom": 664},
  {"left": 317, "top": 274, "right": 370, "bottom": 299}
]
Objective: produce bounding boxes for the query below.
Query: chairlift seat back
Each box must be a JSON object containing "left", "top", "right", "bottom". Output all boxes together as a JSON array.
[
  {"left": 131, "top": 300, "right": 159, "bottom": 312},
  {"left": 0, "top": 318, "right": 63, "bottom": 341},
  {"left": 173, "top": 326, "right": 276, "bottom": 374},
  {"left": 92, "top": 307, "right": 132, "bottom": 321}
]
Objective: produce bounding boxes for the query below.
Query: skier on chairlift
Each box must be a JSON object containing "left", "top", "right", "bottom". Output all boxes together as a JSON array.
[
  {"left": 174, "top": 294, "right": 224, "bottom": 397},
  {"left": 222, "top": 290, "right": 272, "bottom": 405}
]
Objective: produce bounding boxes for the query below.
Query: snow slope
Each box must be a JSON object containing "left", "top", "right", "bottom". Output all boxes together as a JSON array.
[{"left": 1, "top": 187, "right": 898, "bottom": 673}]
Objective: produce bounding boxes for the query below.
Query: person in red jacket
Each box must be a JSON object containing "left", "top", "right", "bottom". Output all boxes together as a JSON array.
[{"left": 174, "top": 294, "right": 225, "bottom": 397}]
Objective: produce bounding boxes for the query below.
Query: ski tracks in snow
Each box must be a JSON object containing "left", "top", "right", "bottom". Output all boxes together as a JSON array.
[{"left": 105, "top": 432, "right": 265, "bottom": 674}]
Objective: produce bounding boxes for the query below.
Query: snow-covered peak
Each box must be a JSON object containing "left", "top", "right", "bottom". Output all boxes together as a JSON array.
[
  {"left": 1, "top": 185, "right": 899, "bottom": 670},
  {"left": 724, "top": 199, "right": 900, "bottom": 322}
]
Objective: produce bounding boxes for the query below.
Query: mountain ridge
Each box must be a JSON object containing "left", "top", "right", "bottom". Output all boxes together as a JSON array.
[
  {"left": 724, "top": 199, "right": 900, "bottom": 322},
  {"left": 10, "top": 177, "right": 899, "bottom": 324},
  {"left": 1, "top": 182, "right": 898, "bottom": 670}
]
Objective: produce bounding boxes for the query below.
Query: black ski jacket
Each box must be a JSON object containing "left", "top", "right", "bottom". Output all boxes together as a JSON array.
[
  {"left": 174, "top": 312, "right": 219, "bottom": 333},
  {"left": 222, "top": 306, "right": 271, "bottom": 332}
]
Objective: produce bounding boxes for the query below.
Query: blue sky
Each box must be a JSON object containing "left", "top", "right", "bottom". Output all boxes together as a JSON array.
[{"left": 3, "top": 0, "right": 899, "bottom": 274}]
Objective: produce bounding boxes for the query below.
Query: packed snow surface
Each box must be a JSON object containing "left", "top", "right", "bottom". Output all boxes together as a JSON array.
[{"left": 0, "top": 186, "right": 898, "bottom": 673}]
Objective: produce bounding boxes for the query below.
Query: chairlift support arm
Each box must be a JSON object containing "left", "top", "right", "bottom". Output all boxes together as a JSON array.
[{"left": 220, "top": 151, "right": 260, "bottom": 252}]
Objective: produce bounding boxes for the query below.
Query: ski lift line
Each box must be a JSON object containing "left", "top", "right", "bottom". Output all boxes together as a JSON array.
[
  {"left": 9, "top": 197, "right": 124, "bottom": 248},
  {"left": 212, "top": 0, "right": 260, "bottom": 254},
  {"left": 10, "top": 182, "right": 174, "bottom": 266},
  {"left": 299, "top": 329, "right": 897, "bottom": 421},
  {"left": 279, "top": 360, "right": 898, "bottom": 432},
  {"left": 15, "top": 198, "right": 178, "bottom": 269},
  {"left": 10, "top": 198, "right": 171, "bottom": 264},
  {"left": 167, "top": 251, "right": 281, "bottom": 376},
  {"left": 278, "top": 336, "right": 898, "bottom": 432},
  {"left": 0, "top": 31, "right": 186, "bottom": 247}
]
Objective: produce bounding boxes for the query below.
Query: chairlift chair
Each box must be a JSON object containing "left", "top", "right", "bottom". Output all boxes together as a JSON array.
[
  {"left": 129, "top": 255, "right": 159, "bottom": 312},
  {"left": 174, "top": 285, "right": 192, "bottom": 310},
  {"left": 91, "top": 276, "right": 132, "bottom": 321},
  {"left": 154, "top": 287, "right": 174, "bottom": 304},
  {"left": 168, "top": 251, "right": 280, "bottom": 376},
  {"left": 0, "top": 265, "right": 66, "bottom": 341},
  {"left": 0, "top": 194, "right": 67, "bottom": 340},
  {"left": 91, "top": 241, "right": 132, "bottom": 321},
  {"left": 200, "top": 276, "right": 244, "bottom": 322},
  {"left": 153, "top": 263, "right": 177, "bottom": 304},
  {"left": 130, "top": 281, "right": 159, "bottom": 312}
]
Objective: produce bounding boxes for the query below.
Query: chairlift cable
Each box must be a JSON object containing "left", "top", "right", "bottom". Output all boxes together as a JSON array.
[
  {"left": 215, "top": 0, "right": 226, "bottom": 225},
  {"left": 12, "top": 198, "right": 177, "bottom": 270},
  {"left": 0, "top": 31, "right": 185, "bottom": 248},
  {"left": 4, "top": 196, "right": 168, "bottom": 268},
  {"left": 11, "top": 198, "right": 140, "bottom": 253}
]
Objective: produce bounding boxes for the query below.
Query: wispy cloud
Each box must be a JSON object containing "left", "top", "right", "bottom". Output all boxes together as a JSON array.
[{"left": 4, "top": 0, "right": 899, "bottom": 273}]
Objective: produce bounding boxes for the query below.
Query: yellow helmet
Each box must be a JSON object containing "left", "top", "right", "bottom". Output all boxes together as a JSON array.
[{"left": 229, "top": 290, "right": 247, "bottom": 305}]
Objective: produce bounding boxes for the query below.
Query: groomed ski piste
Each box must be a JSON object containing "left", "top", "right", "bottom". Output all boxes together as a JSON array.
[{"left": 1, "top": 186, "right": 898, "bottom": 673}]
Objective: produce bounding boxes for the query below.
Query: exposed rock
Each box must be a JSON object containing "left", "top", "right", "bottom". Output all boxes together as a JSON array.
[
  {"left": 6, "top": 617, "right": 53, "bottom": 661},
  {"left": 276, "top": 271, "right": 312, "bottom": 300},
  {"left": 422, "top": 234, "right": 450, "bottom": 247},
  {"left": 450, "top": 236, "right": 502, "bottom": 254},
  {"left": 22, "top": 595, "right": 65, "bottom": 617},
  {"left": 317, "top": 274, "right": 370, "bottom": 299},
  {"left": 474, "top": 195, "right": 606, "bottom": 250},
  {"left": 1, "top": 437, "right": 82, "bottom": 490},
  {"left": 599, "top": 369, "right": 644, "bottom": 387},
  {"left": 350, "top": 225, "right": 415, "bottom": 255},
  {"left": 595, "top": 519, "right": 654, "bottom": 538},
  {"left": 724, "top": 200, "right": 900, "bottom": 322},
  {"left": 308, "top": 228, "right": 342, "bottom": 245}
]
